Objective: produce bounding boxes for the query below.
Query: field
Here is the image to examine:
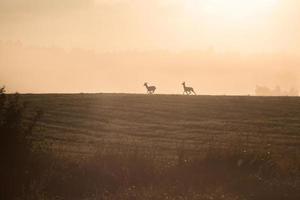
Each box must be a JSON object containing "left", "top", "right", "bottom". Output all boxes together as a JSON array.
[
  {"left": 23, "top": 94, "right": 300, "bottom": 156},
  {"left": 14, "top": 93, "right": 300, "bottom": 200}
]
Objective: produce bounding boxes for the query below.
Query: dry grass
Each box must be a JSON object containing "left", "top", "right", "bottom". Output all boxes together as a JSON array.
[
  {"left": 22, "top": 94, "right": 300, "bottom": 156},
  {"left": 9, "top": 94, "right": 300, "bottom": 199},
  {"left": 25, "top": 141, "right": 299, "bottom": 200}
]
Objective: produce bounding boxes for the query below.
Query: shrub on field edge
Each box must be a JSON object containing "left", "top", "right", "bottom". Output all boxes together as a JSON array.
[{"left": 0, "top": 86, "right": 43, "bottom": 199}]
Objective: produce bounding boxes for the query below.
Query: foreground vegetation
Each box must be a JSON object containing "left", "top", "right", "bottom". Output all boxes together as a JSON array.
[
  {"left": 1, "top": 89, "right": 299, "bottom": 199},
  {"left": 3, "top": 140, "right": 300, "bottom": 200}
]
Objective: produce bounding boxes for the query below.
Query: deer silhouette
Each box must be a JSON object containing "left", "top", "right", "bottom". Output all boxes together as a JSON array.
[
  {"left": 182, "top": 82, "right": 196, "bottom": 95},
  {"left": 144, "top": 82, "right": 156, "bottom": 94}
]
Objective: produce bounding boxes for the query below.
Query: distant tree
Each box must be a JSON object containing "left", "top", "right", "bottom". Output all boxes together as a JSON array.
[
  {"left": 256, "top": 85, "right": 299, "bottom": 96},
  {"left": 255, "top": 85, "right": 271, "bottom": 96},
  {"left": 289, "top": 87, "right": 299, "bottom": 96},
  {"left": 0, "top": 86, "right": 42, "bottom": 199},
  {"left": 273, "top": 85, "right": 281, "bottom": 96}
]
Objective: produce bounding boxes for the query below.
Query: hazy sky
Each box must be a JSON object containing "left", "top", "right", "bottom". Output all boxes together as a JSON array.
[
  {"left": 1, "top": 0, "right": 300, "bottom": 52},
  {"left": 0, "top": 0, "right": 299, "bottom": 94}
]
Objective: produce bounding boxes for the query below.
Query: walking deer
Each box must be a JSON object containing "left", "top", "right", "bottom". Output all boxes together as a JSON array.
[
  {"left": 182, "top": 82, "right": 196, "bottom": 95},
  {"left": 144, "top": 82, "right": 156, "bottom": 94}
]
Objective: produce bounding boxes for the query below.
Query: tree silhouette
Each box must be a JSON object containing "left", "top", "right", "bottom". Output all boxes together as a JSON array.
[{"left": 0, "top": 87, "right": 43, "bottom": 199}]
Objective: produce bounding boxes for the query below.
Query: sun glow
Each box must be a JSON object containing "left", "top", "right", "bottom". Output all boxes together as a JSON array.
[{"left": 185, "top": 0, "right": 279, "bottom": 22}]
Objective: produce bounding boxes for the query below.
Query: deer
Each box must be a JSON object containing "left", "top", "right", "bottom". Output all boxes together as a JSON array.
[
  {"left": 144, "top": 82, "right": 156, "bottom": 94},
  {"left": 182, "top": 82, "right": 196, "bottom": 95}
]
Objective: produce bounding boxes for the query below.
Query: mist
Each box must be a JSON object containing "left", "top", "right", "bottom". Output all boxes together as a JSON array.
[
  {"left": 1, "top": 42, "right": 299, "bottom": 94},
  {"left": 0, "top": 0, "right": 299, "bottom": 94}
]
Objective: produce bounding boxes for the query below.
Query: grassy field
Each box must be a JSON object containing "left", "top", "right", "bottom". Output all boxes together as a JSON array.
[
  {"left": 23, "top": 94, "right": 300, "bottom": 156},
  {"left": 12, "top": 93, "right": 299, "bottom": 200}
]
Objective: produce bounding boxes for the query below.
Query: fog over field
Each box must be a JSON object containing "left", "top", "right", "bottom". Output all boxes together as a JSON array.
[
  {"left": 1, "top": 0, "right": 300, "bottom": 94},
  {"left": 1, "top": 42, "right": 299, "bottom": 94}
]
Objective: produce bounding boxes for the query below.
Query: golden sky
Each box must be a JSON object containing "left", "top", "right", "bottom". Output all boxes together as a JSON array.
[{"left": 0, "top": 0, "right": 299, "bottom": 94}]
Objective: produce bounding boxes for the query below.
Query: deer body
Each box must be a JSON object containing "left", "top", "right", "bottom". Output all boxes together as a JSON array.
[
  {"left": 182, "top": 82, "right": 196, "bottom": 95},
  {"left": 144, "top": 83, "right": 156, "bottom": 94}
]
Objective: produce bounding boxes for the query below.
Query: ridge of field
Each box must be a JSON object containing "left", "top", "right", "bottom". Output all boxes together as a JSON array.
[{"left": 22, "top": 94, "right": 300, "bottom": 156}]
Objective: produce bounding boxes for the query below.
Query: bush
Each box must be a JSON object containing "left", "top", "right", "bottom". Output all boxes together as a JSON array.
[{"left": 0, "top": 87, "right": 42, "bottom": 199}]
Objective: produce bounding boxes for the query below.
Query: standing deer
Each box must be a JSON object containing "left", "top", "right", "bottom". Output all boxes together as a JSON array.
[
  {"left": 182, "top": 82, "right": 196, "bottom": 95},
  {"left": 144, "top": 82, "right": 156, "bottom": 94}
]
